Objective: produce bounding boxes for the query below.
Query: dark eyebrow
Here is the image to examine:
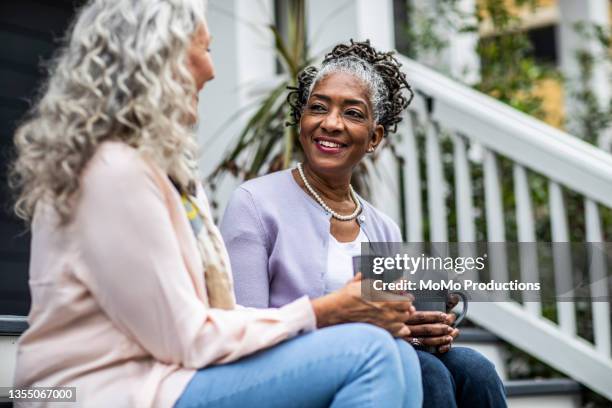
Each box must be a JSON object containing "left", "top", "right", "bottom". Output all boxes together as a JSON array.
[
  {"left": 310, "top": 93, "right": 369, "bottom": 111},
  {"left": 310, "top": 93, "right": 331, "bottom": 102}
]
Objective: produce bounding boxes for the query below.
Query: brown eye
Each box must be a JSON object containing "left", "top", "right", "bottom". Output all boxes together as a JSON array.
[
  {"left": 308, "top": 103, "right": 326, "bottom": 112},
  {"left": 346, "top": 109, "right": 364, "bottom": 119}
]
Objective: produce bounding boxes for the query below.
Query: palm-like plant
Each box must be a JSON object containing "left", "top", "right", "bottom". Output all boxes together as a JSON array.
[{"left": 208, "top": 0, "right": 309, "bottom": 185}]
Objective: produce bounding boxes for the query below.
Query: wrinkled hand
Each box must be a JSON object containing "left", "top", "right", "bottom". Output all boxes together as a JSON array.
[
  {"left": 404, "top": 311, "right": 460, "bottom": 354},
  {"left": 311, "top": 274, "right": 415, "bottom": 338}
]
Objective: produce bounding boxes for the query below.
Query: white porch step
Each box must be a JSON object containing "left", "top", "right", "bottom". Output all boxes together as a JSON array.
[
  {"left": 0, "top": 317, "right": 585, "bottom": 408},
  {"left": 0, "top": 315, "right": 27, "bottom": 403},
  {"left": 0, "top": 336, "right": 18, "bottom": 392},
  {"left": 457, "top": 327, "right": 583, "bottom": 407},
  {"left": 506, "top": 379, "right": 582, "bottom": 408}
]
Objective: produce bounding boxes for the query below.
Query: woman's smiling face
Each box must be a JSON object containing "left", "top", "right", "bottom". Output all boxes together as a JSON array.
[{"left": 299, "top": 72, "right": 384, "bottom": 177}]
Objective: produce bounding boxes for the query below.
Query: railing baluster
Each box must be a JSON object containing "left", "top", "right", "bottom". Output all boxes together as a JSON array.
[
  {"left": 369, "top": 146, "right": 401, "bottom": 224},
  {"left": 483, "top": 149, "right": 508, "bottom": 285},
  {"left": 584, "top": 198, "right": 611, "bottom": 358},
  {"left": 548, "top": 181, "right": 576, "bottom": 335},
  {"left": 425, "top": 119, "right": 447, "bottom": 242},
  {"left": 453, "top": 132, "right": 480, "bottom": 281},
  {"left": 513, "top": 164, "right": 541, "bottom": 315},
  {"left": 402, "top": 111, "right": 424, "bottom": 242},
  {"left": 392, "top": 55, "right": 612, "bottom": 396},
  {"left": 453, "top": 132, "right": 478, "bottom": 282},
  {"left": 453, "top": 133, "right": 475, "bottom": 242}
]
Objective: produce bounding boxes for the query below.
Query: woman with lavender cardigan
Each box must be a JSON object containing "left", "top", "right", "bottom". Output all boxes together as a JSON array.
[{"left": 221, "top": 40, "right": 506, "bottom": 408}]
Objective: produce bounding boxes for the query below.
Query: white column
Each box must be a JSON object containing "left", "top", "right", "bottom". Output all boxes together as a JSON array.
[
  {"left": 198, "top": 0, "right": 275, "bottom": 217},
  {"left": 445, "top": 0, "right": 480, "bottom": 84},
  {"left": 558, "top": 0, "right": 611, "bottom": 149},
  {"left": 409, "top": 0, "right": 480, "bottom": 84},
  {"left": 307, "top": 0, "right": 395, "bottom": 58}
]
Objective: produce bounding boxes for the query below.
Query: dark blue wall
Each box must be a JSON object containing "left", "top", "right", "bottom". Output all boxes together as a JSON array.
[{"left": 0, "top": 0, "right": 84, "bottom": 316}]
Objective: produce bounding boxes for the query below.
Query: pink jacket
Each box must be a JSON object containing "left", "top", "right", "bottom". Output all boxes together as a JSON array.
[{"left": 14, "top": 142, "right": 316, "bottom": 407}]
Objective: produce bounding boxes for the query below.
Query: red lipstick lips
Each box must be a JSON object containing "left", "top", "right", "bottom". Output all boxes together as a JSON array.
[{"left": 313, "top": 137, "right": 347, "bottom": 154}]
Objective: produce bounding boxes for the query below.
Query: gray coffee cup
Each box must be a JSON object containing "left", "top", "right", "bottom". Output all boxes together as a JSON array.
[
  {"left": 412, "top": 291, "right": 468, "bottom": 353},
  {"left": 413, "top": 292, "right": 468, "bottom": 327},
  {"left": 352, "top": 254, "right": 468, "bottom": 353}
]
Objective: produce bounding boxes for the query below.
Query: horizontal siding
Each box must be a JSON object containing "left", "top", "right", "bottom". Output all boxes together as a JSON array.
[
  {"left": 0, "top": 258, "right": 30, "bottom": 316},
  {"left": 0, "top": 30, "right": 57, "bottom": 69},
  {"left": 0, "top": 218, "right": 30, "bottom": 254},
  {"left": 0, "top": 104, "right": 25, "bottom": 130},
  {"left": 0, "top": 2, "right": 76, "bottom": 36},
  {"left": 0, "top": 0, "right": 84, "bottom": 316},
  {"left": 0, "top": 67, "right": 41, "bottom": 101}
]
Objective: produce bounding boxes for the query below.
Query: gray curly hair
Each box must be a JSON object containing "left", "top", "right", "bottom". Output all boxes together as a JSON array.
[
  {"left": 312, "top": 56, "right": 388, "bottom": 123},
  {"left": 9, "top": 0, "right": 207, "bottom": 223},
  {"left": 287, "top": 39, "right": 413, "bottom": 136}
]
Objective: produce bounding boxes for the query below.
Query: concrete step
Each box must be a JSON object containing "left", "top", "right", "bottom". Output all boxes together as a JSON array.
[
  {"left": 506, "top": 379, "right": 582, "bottom": 408},
  {"left": 0, "top": 317, "right": 585, "bottom": 407},
  {"left": 456, "top": 328, "right": 583, "bottom": 407},
  {"left": 0, "top": 316, "right": 26, "bottom": 402},
  {"left": 0, "top": 316, "right": 27, "bottom": 335},
  {"left": 0, "top": 335, "right": 19, "bottom": 392},
  {"left": 457, "top": 327, "right": 581, "bottom": 408}
]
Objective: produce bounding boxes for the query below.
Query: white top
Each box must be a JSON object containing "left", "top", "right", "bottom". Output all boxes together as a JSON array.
[{"left": 324, "top": 229, "right": 369, "bottom": 294}]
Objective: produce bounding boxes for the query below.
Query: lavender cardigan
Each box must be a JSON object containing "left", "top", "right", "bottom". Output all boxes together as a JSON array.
[{"left": 220, "top": 169, "right": 402, "bottom": 308}]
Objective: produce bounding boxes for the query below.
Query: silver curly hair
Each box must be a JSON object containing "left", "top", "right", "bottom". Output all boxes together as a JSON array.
[
  {"left": 10, "top": 0, "right": 207, "bottom": 223},
  {"left": 308, "top": 56, "right": 387, "bottom": 123}
]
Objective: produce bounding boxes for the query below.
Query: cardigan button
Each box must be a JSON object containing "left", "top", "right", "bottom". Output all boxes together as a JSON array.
[{"left": 359, "top": 215, "right": 366, "bottom": 222}]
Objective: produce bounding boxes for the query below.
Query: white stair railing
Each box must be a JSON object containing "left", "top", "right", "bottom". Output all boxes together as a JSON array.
[{"left": 395, "top": 56, "right": 612, "bottom": 400}]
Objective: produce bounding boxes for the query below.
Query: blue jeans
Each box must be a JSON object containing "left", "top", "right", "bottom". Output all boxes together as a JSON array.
[
  {"left": 417, "top": 347, "right": 507, "bottom": 408},
  {"left": 175, "top": 323, "right": 423, "bottom": 408}
]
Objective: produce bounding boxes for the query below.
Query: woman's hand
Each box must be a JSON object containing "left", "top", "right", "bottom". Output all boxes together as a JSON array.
[
  {"left": 446, "top": 293, "right": 460, "bottom": 313},
  {"left": 311, "top": 274, "right": 415, "bottom": 338},
  {"left": 436, "top": 325, "right": 460, "bottom": 353},
  {"left": 404, "top": 311, "right": 460, "bottom": 354}
]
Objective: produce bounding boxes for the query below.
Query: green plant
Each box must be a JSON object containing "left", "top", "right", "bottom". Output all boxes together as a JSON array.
[
  {"left": 568, "top": 22, "right": 612, "bottom": 147},
  {"left": 402, "top": 0, "right": 471, "bottom": 61},
  {"left": 208, "top": 0, "right": 308, "bottom": 187},
  {"left": 476, "top": 0, "right": 557, "bottom": 117},
  {"left": 560, "top": 22, "right": 612, "bottom": 273}
]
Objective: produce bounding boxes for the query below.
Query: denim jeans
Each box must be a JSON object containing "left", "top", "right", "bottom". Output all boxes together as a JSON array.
[
  {"left": 175, "top": 323, "right": 423, "bottom": 408},
  {"left": 417, "top": 347, "right": 507, "bottom": 408}
]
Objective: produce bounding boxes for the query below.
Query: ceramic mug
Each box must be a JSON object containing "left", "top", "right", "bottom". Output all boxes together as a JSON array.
[{"left": 352, "top": 254, "right": 468, "bottom": 353}]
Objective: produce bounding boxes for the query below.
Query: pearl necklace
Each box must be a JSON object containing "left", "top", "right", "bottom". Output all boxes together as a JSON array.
[{"left": 297, "top": 162, "right": 362, "bottom": 221}]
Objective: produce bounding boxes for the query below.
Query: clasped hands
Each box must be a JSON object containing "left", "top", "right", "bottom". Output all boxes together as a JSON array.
[{"left": 311, "top": 274, "right": 460, "bottom": 354}]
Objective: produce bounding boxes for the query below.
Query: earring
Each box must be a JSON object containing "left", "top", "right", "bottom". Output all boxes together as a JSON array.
[{"left": 368, "top": 147, "right": 375, "bottom": 153}]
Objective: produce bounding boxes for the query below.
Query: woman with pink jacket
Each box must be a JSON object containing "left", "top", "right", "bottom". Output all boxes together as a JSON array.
[{"left": 9, "top": 1, "right": 422, "bottom": 407}]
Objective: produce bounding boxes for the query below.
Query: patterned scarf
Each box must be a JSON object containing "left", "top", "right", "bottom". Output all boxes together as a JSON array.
[{"left": 181, "top": 192, "right": 235, "bottom": 310}]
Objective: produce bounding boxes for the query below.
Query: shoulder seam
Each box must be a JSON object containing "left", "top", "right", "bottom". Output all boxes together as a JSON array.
[{"left": 238, "top": 186, "right": 270, "bottom": 252}]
